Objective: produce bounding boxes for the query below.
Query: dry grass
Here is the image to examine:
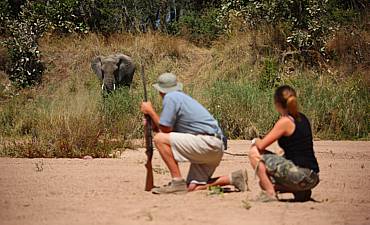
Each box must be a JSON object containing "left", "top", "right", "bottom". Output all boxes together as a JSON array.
[{"left": 0, "top": 32, "right": 368, "bottom": 157}]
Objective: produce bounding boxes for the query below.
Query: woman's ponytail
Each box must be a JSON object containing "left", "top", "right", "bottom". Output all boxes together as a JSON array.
[{"left": 286, "top": 96, "right": 299, "bottom": 119}]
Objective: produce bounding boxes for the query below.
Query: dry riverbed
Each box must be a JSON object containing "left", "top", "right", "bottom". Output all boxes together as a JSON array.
[{"left": 0, "top": 141, "right": 369, "bottom": 225}]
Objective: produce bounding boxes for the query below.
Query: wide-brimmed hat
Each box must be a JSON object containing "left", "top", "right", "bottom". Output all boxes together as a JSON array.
[{"left": 152, "top": 72, "right": 183, "bottom": 93}]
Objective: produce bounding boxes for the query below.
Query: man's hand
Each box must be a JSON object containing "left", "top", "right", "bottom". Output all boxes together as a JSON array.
[
  {"left": 141, "top": 101, "right": 161, "bottom": 132},
  {"left": 141, "top": 102, "right": 154, "bottom": 115}
]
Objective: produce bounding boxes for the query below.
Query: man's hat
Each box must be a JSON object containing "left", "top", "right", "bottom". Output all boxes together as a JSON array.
[{"left": 153, "top": 73, "right": 183, "bottom": 93}]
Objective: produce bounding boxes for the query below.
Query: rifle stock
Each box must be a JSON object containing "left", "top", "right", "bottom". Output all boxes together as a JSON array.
[{"left": 141, "top": 65, "right": 154, "bottom": 191}]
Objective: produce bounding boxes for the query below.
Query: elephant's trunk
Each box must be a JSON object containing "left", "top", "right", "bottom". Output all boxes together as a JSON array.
[{"left": 103, "top": 74, "right": 115, "bottom": 93}]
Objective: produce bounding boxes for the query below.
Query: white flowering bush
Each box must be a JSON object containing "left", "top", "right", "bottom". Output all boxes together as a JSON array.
[
  {"left": 2, "top": 4, "right": 47, "bottom": 87},
  {"left": 222, "top": 0, "right": 334, "bottom": 51},
  {"left": 31, "top": 0, "right": 90, "bottom": 34},
  {"left": 0, "top": 1, "right": 11, "bottom": 34}
]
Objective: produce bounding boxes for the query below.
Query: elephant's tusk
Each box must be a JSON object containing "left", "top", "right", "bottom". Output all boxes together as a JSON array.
[
  {"left": 113, "top": 83, "right": 116, "bottom": 90},
  {"left": 101, "top": 83, "right": 104, "bottom": 90}
]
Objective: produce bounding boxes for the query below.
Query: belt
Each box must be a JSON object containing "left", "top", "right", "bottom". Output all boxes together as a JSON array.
[
  {"left": 199, "top": 133, "right": 228, "bottom": 150},
  {"left": 199, "top": 133, "right": 222, "bottom": 140}
]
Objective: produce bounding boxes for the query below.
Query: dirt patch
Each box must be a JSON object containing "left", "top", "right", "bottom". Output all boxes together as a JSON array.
[{"left": 0, "top": 141, "right": 369, "bottom": 225}]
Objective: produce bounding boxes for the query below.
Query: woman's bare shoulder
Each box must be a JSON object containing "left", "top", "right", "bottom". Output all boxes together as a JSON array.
[
  {"left": 275, "top": 116, "right": 295, "bottom": 136},
  {"left": 275, "top": 116, "right": 293, "bottom": 127}
]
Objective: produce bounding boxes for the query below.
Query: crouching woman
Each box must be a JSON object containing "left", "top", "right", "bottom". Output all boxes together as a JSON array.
[{"left": 249, "top": 85, "right": 320, "bottom": 202}]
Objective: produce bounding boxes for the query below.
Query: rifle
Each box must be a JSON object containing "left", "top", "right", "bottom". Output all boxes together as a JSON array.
[{"left": 140, "top": 65, "right": 154, "bottom": 191}]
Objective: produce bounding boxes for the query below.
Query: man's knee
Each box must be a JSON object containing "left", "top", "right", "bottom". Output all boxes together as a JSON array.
[
  {"left": 248, "top": 146, "right": 259, "bottom": 160},
  {"left": 153, "top": 133, "right": 170, "bottom": 146}
]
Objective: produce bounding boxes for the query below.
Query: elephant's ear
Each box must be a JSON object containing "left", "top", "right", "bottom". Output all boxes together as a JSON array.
[
  {"left": 91, "top": 56, "right": 103, "bottom": 80},
  {"left": 116, "top": 54, "right": 136, "bottom": 84}
]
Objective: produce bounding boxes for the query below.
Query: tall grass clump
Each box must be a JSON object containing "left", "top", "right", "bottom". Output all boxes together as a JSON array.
[
  {"left": 205, "top": 73, "right": 369, "bottom": 140},
  {"left": 102, "top": 88, "right": 143, "bottom": 140},
  {"left": 0, "top": 83, "right": 142, "bottom": 158},
  {"left": 206, "top": 80, "right": 276, "bottom": 139},
  {"left": 289, "top": 75, "right": 369, "bottom": 139}
]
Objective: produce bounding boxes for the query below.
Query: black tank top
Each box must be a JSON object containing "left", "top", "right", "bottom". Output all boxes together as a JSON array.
[{"left": 278, "top": 113, "right": 320, "bottom": 173}]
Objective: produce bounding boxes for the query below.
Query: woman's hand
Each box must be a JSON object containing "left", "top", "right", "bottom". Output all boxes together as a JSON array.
[
  {"left": 251, "top": 138, "right": 261, "bottom": 146},
  {"left": 254, "top": 117, "right": 294, "bottom": 151}
]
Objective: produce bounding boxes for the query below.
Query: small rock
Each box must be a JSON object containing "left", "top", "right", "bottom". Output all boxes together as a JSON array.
[
  {"left": 242, "top": 200, "right": 252, "bottom": 210},
  {"left": 114, "top": 151, "right": 121, "bottom": 158},
  {"left": 82, "top": 155, "right": 93, "bottom": 160}
]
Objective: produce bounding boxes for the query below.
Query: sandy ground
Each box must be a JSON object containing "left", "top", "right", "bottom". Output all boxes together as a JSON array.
[{"left": 0, "top": 141, "right": 369, "bottom": 225}]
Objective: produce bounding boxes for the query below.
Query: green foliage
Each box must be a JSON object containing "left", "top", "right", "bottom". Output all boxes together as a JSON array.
[
  {"left": 102, "top": 88, "right": 143, "bottom": 139},
  {"left": 259, "top": 59, "right": 280, "bottom": 90},
  {"left": 31, "top": 0, "right": 89, "bottom": 33},
  {"left": 1, "top": 4, "right": 46, "bottom": 87},
  {"left": 208, "top": 185, "right": 224, "bottom": 196},
  {"left": 224, "top": 0, "right": 334, "bottom": 51},
  {"left": 175, "top": 8, "right": 226, "bottom": 45},
  {"left": 0, "top": 1, "right": 11, "bottom": 33},
  {"left": 88, "top": 0, "right": 161, "bottom": 33},
  {"left": 1, "top": 0, "right": 364, "bottom": 88}
]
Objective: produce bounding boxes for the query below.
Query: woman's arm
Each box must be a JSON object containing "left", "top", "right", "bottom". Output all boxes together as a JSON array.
[{"left": 254, "top": 117, "right": 295, "bottom": 152}]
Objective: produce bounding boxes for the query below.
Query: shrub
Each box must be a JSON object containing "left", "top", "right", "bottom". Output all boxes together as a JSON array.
[
  {"left": 174, "top": 8, "right": 227, "bottom": 46},
  {"left": 0, "top": 1, "right": 11, "bottom": 34},
  {"left": 1, "top": 4, "right": 46, "bottom": 87},
  {"left": 259, "top": 58, "right": 280, "bottom": 90},
  {"left": 102, "top": 88, "right": 143, "bottom": 139},
  {"left": 31, "top": 0, "right": 89, "bottom": 34},
  {"left": 226, "top": 0, "right": 332, "bottom": 45},
  {"left": 325, "top": 28, "right": 370, "bottom": 75}
]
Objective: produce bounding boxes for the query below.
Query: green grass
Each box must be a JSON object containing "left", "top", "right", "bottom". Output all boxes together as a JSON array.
[{"left": 203, "top": 73, "right": 369, "bottom": 140}]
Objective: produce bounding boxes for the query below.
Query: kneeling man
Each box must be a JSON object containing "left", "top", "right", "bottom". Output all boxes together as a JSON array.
[{"left": 140, "top": 73, "right": 247, "bottom": 194}]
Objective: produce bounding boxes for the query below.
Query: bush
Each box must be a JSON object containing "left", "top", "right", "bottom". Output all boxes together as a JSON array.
[
  {"left": 325, "top": 28, "right": 370, "bottom": 75},
  {"left": 1, "top": 4, "right": 46, "bottom": 87},
  {"left": 102, "top": 88, "right": 143, "bottom": 139},
  {"left": 175, "top": 8, "right": 226, "bottom": 46},
  {"left": 0, "top": 1, "right": 11, "bottom": 34},
  {"left": 225, "top": 0, "right": 334, "bottom": 50},
  {"left": 31, "top": 0, "right": 89, "bottom": 34},
  {"left": 259, "top": 58, "right": 280, "bottom": 90}
]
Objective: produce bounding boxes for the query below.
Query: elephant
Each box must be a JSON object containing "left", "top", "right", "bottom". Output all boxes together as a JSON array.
[{"left": 91, "top": 53, "right": 136, "bottom": 93}]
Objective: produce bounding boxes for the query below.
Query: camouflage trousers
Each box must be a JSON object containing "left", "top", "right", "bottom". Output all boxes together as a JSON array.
[{"left": 261, "top": 152, "right": 319, "bottom": 192}]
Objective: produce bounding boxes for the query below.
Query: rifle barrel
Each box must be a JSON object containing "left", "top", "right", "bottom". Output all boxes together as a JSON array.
[
  {"left": 141, "top": 65, "right": 148, "bottom": 102},
  {"left": 141, "top": 64, "right": 154, "bottom": 191}
]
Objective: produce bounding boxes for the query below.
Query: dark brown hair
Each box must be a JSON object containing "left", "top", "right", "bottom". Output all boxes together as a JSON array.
[{"left": 274, "top": 85, "right": 299, "bottom": 119}]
